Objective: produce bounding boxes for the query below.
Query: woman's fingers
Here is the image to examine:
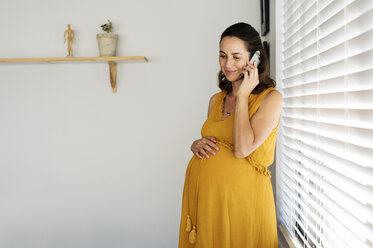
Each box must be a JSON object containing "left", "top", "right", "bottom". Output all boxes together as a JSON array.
[
  {"left": 243, "top": 64, "right": 253, "bottom": 76},
  {"left": 204, "top": 139, "right": 220, "bottom": 151},
  {"left": 245, "top": 62, "right": 256, "bottom": 70},
  {"left": 195, "top": 151, "right": 203, "bottom": 159},
  {"left": 199, "top": 149, "right": 210, "bottom": 159},
  {"left": 243, "top": 61, "right": 258, "bottom": 82},
  {"left": 205, "top": 136, "right": 217, "bottom": 143},
  {"left": 199, "top": 141, "right": 219, "bottom": 159},
  {"left": 202, "top": 143, "right": 216, "bottom": 156}
]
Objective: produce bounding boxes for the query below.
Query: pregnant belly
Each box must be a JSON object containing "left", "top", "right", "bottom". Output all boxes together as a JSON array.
[
  {"left": 185, "top": 143, "right": 267, "bottom": 226},
  {"left": 187, "top": 142, "right": 259, "bottom": 193}
]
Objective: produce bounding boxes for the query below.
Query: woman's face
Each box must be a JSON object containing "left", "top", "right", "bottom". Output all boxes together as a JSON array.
[{"left": 219, "top": 36, "right": 250, "bottom": 82}]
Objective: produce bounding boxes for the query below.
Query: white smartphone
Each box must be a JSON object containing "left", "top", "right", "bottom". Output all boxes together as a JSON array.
[
  {"left": 249, "top": 51, "right": 261, "bottom": 66},
  {"left": 241, "top": 51, "right": 261, "bottom": 78}
]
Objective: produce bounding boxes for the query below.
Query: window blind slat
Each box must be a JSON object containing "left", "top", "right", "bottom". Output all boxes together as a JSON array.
[
  {"left": 281, "top": 133, "right": 373, "bottom": 187},
  {"left": 282, "top": 117, "right": 373, "bottom": 149},
  {"left": 283, "top": 90, "right": 373, "bottom": 110},
  {"left": 283, "top": 69, "right": 373, "bottom": 96},
  {"left": 318, "top": 9, "right": 345, "bottom": 40},
  {"left": 283, "top": 16, "right": 317, "bottom": 52},
  {"left": 347, "top": 29, "right": 373, "bottom": 56},
  {"left": 283, "top": 40, "right": 317, "bottom": 69},
  {"left": 346, "top": 8, "right": 373, "bottom": 40},
  {"left": 283, "top": 68, "right": 373, "bottom": 89},
  {"left": 282, "top": 126, "right": 373, "bottom": 168},
  {"left": 283, "top": 49, "right": 373, "bottom": 81},
  {"left": 283, "top": 142, "right": 373, "bottom": 210},
  {"left": 318, "top": 0, "right": 346, "bottom": 27},
  {"left": 346, "top": 0, "right": 373, "bottom": 25},
  {"left": 284, "top": 2, "right": 316, "bottom": 36},
  {"left": 291, "top": 209, "right": 321, "bottom": 248},
  {"left": 283, "top": 0, "right": 310, "bottom": 32},
  {"left": 282, "top": 109, "right": 373, "bottom": 132}
]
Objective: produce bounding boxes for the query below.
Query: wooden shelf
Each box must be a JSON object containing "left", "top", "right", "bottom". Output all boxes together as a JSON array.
[{"left": 0, "top": 56, "right": 148, "bottom": 92}]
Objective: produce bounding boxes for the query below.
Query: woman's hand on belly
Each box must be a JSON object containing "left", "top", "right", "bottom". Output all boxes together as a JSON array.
[{"left": 191, "top": 136, "right": 220, "bottom": 159}]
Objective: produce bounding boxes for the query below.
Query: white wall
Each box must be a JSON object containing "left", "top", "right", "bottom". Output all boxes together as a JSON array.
[{"left": 0, "top": 0, "right": 262, "bottom": 247}]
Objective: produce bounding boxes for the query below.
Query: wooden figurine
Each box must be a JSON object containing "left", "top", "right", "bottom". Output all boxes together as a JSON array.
[{"left": 64, "top": 24, "right": 75, "bottom": 57}]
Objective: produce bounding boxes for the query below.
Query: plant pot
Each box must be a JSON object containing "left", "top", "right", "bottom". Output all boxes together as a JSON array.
[{"left": 96, "top": 33, "right": 118, "bottom": 57}]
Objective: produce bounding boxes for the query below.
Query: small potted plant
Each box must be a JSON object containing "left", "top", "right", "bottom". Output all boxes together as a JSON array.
[{"left": 96, "top": 19, "right": 118, "bottom": 57}]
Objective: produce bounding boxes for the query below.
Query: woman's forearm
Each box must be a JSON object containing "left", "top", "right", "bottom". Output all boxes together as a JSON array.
[{"left": 233, "top": 94, "right": 254, "bottom": 158}]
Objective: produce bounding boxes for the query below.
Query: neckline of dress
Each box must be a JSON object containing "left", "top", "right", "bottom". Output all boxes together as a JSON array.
[
  {"left": 220, "top": 91, "right": 256, "bottom": 121},
  {"left": 220, "top": 91, "right": 234, "bottom": 121}
]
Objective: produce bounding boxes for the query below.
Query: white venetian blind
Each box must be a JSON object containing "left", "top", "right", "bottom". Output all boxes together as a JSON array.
[{"left": 276, "top": 0, "right": 373, "bottom": 247}]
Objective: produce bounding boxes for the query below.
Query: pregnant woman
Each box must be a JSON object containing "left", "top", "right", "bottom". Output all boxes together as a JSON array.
[{"left": 178, "top": 22, "right": 283, "bottom": 248}]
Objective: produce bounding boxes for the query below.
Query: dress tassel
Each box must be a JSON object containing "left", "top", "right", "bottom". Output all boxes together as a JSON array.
[
  {"left": 186, "top": 215, "right": 192, "bottom": 232},
  {"left": 188, "top": 225, "right": 197, "bottom": 244}
]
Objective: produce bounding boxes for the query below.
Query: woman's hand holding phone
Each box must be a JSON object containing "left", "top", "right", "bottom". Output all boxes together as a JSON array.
[{"left": 237, "top": 51, "right": 261, "bottom": 98}]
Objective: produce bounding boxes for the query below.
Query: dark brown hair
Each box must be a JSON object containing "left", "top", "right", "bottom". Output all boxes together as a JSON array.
[{"left": 218, "top": 22, "right": 275, "bottom": 95}]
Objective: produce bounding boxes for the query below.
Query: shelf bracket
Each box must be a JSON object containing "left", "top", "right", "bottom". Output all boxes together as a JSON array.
[{"left": 108, "top": 61, "right": 117, "bottom": 93}]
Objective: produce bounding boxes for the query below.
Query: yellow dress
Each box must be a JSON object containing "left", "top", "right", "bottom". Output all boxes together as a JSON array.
[{"left": 178, "top": 87, "right": 280, "bottom": 248}]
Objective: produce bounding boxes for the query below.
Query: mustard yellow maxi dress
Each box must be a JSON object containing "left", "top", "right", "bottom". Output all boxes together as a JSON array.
[{"left": 178, "top": 87, "right": 280, "bottom": 248}]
